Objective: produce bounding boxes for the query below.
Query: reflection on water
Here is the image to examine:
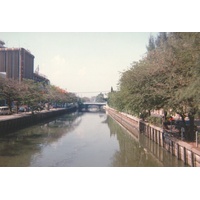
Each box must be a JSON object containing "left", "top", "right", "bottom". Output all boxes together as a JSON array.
[
  {"left": 107, "top": 116, "right": 186, "bottom": 167},
  {"left": 0, "top": 112, "right": 186, "bottom": 167},
  {"left": 0, "top": 112, "right": 81, "bottom": 167}
]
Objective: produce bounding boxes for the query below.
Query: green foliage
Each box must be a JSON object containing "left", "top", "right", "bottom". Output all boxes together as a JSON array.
[
  {"left": 0, "top": 77, "right": 21, "bottom": 111},
  {"left": 108, "top": 91, "right": 125, "bottom": 112},
  {"left": 146, "top": 116, "right": 163, "bottom": 128},
  {"left": 155, "top": 32, "right": 168, "bottom": 48},
  {"left": 146, "top": 34, "right": 156, "bottom": 52},
  {"left": 95, "top": 92, "right": 105, "bottom": 102},
  {"left": 0, "top": 77, "right": 78, "bottom": 113},
  {"left": 108, "top": 32, "right": 200, "bottom": 141}
]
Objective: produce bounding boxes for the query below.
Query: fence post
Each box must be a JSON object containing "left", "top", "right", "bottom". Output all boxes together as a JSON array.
[
  {"left": 196, "top": 131, "right": 198, "bottom": 148},
  {"left": 181, "top": 127, "right": 185, "bottom": 140}
]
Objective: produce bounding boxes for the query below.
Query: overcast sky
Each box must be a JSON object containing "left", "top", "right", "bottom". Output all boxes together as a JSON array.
[{"left": 0, "top": 32, "right": 158, "bottom": 97}]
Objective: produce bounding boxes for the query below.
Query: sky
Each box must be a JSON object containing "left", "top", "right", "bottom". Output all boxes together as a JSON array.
[
  {"left": 1, "top": 1, "right": 198, "bottom": 98},
  {"left": 0, "top": 32, "right": 158, "bottom": 97}
]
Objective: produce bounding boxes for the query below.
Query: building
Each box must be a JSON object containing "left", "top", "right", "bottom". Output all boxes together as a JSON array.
[
  {"left": 33, "top": 72, "right": 50, "bottom": 85},
  {"left": 0, "top": 40, "right": 34, "bottom": 81},
  {"left": 0, "top": 40, "right": 50, "bottom": 85}
]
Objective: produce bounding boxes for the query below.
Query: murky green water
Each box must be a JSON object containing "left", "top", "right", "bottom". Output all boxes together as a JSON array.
[{"left": 0, "top": 112, "right": 186, "bottom": 167}]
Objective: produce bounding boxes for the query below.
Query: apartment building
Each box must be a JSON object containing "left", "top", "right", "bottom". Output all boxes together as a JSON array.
[{"left": 0, "top": 40, "right": 34, "bottom": 81}]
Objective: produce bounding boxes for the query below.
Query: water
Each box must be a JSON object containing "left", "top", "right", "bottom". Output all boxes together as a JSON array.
[{"left": 0, "top": 111, "right": 186, "bottom": 167}]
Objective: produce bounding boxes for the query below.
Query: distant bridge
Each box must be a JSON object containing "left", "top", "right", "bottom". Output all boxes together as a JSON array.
[{"left": 79, "top": 102, "right": 107, "bottom": 111}]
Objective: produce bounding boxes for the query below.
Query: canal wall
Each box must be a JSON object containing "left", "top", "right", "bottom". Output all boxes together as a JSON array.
[
  {"left": 106, "top": 106, "right": 200, "bottom": 167},
  {"left": 0, "top": 106, "right": 77, "bottom": 134},
  {"left": 106, "top": 106, "right": 140, "bottom": 139}
]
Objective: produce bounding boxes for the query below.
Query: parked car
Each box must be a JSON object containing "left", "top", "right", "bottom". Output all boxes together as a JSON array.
[
  {"left": 18, "top": 106, "right": 29, "bottom": 112},
  {"left": 0, "top": 106, "right": 11, "bottom": 115},
  {"left": 18, "top": 107, "right": 26, "bottom": 112}
]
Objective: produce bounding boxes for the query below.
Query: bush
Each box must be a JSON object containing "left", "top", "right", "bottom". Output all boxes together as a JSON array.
[{"left": 146, "top": 116, "right": 163, "bottom": 128}]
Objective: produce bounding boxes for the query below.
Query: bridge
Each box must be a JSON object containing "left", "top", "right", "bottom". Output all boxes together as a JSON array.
[{"left": 78, "top": 102, "right": 107, "bottom": 112}]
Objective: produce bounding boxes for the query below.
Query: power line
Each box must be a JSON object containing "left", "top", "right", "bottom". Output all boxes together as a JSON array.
[{"left": 74, "top": 91, "right": 110, "bottom": 94}]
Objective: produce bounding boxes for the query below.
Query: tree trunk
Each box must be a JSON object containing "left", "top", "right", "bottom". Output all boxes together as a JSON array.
[
  {"left": 7, "top": 97, "right": 12, "bottom": 113},
  {"left": 188, "top": 115, "right": 195, "bottom": 141},
  {"left": 176, "top": 112, "right": 187, "bottom": 139},
  {"left": 164, "top": 110, "right": 167, "bottom": 121},
  {"left": 188, "top": 107, "right": 197, "bottom": 141}
]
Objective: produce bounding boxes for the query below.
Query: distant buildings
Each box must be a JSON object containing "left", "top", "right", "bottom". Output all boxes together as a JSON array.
[
  {"left": 0, "top": 40, "right": 49, "bottom": 84},
  {"left": 33, "top": 71, "right": 50, "bottom": 85}
]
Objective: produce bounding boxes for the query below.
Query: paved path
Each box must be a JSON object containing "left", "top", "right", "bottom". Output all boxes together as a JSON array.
[{"left": 0, "top": 108, "right": 62, "bottom": 121}]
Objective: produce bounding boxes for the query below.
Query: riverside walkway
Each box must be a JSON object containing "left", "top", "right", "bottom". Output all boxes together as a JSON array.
[
  {"left": 0, "top": 107, "right": 77, "bottom": 133},
  {"left": 0, "top": 108, "right": 62, "bottom": 121}
]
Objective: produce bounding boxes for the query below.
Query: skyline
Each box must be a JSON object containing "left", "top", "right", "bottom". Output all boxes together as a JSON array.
[{"left": 0, "top": 32, "right": 158, "bottom": 97}]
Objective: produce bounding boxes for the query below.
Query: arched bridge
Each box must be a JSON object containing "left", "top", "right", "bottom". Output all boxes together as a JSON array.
[{"left": 78, "top": 102, "right": 107, "bottom": 112}]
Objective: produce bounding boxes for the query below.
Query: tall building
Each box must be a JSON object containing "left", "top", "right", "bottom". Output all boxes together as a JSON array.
[{"left": 0, "top": 40, "right": 34, "bottom": 81}]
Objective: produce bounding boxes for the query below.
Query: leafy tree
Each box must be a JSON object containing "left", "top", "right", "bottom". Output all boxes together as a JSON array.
[
  {"left": 146, "top": 34, "right": 156, "bottom": 52},
  {"left": 155, "top": 32, "right": 168, "bottom": 48},
  {"left": 19, "top": 79, "right": 45, "bottom": 113},
  {"left": 165, "top": 32, "right": 200, "bottom": 140},
  {"left": 108, "top": 90, "right": 125, "bottom": 112},
  {"left": 0, "top": 76, "right": 78, "bottom": 114},
  {"left": 0, "top": 77, "right": 21, "bottom": 112},
  {"left": 95, "top": 93, "right": 105, "bottom": 102},
  {"left": 109, "top": 32, "right": 200, "bottom": 141}
]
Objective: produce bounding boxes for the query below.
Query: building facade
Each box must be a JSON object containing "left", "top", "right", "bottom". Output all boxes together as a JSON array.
[
  {"left": 33, "top": 72, "right": 50, "bottom": 85},
  {"left": 0, "top": 42, "right": 34, "bottom": 81}
]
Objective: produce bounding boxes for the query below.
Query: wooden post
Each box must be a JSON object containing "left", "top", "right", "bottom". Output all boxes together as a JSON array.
[
  {"left": 183, "top": 147, "right": 186, "bottom": 165},
  {"left": 191, "top": 152, "right": 194, "bottom": 167},
  {"left": 177, "top": 143, "right": 179, "bottom": 160},
  {"left": 171, "top": 140, "right": 173, "bottom": 155},
  {"left": 196, "top": 131, "right": 198, "bottom": 148}
]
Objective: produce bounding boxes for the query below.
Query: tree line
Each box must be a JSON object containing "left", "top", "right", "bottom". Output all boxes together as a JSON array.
[
  {"left": 0, "top": 77, "right": 77, "bottom": 113},
  {"left": 108, "top": 32, "right": 200, "bottom": 141}
]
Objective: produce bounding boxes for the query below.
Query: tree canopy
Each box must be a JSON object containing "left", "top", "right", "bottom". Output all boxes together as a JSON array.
[
  {"left": 0, "top": 77, "right": 77, "bottom": 113},
  {"left": 108, "top": 32, "right": 200, "bottom": 141}
]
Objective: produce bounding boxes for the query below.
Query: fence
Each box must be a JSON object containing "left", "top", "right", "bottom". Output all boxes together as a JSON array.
[{"left": 196, "top": 131, "right": 200, "bottom": 148}]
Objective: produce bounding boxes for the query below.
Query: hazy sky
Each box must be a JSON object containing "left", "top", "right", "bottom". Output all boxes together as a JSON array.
[{"left": 0, "top": 32, "right": 158, "bottom": 97}]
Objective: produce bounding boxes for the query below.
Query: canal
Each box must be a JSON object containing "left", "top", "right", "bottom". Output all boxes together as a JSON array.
[{"left": 0, "top": 111, "right": 187, "bottom": 167}]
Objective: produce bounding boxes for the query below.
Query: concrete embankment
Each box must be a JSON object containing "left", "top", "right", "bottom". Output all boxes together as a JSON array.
[
  {"left": 0, "top": 106, "right": 77, "bottom": 134},
  {"left": 106, "top": 106, "right": 200, "bottom": 167},
  {"left": 106, "top": 106, "right": 140, "bottom": 139}
]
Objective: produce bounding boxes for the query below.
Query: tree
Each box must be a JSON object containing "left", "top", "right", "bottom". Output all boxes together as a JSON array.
[
  {"left": 165, "top": 32, "right": 200, "bottom": 140},
  {"left": 146, "top": 34, "right": 156, "bottom": 52},
  {"left": 155, "top": 32, "right": 168, "bottom": 48},
  {"left": 109, "top": 32, "right": 200, "bottom": 141},
  {"left": 20, "top": 79, "right": 45, "bottom": 113},
  {"left": 43, "top": 85, "right": 77, "bottom": 108},
  {"left": 0, "top": 77, "right": 21, "bottom": 112},
  {"left": 95, "top": 93, "right": 105, "bottom": 102}
]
